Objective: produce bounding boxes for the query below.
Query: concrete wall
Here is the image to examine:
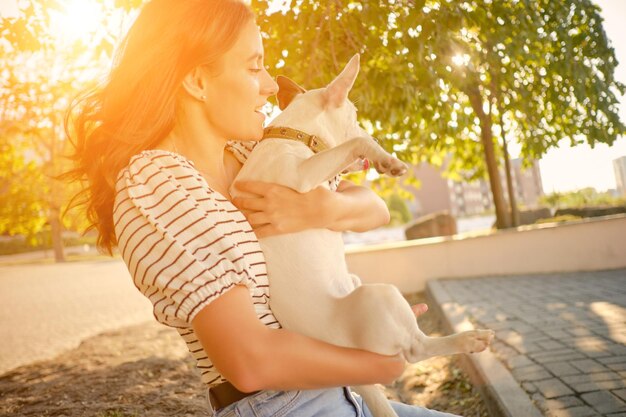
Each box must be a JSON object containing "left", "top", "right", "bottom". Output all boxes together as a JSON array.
[{"left": 345, "top": 214, "right": 626, "bottom": 294}]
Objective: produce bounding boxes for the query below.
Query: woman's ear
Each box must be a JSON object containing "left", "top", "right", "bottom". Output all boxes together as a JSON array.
[
  {"left": 276, "top": 75, "right": 306, "bottom": 110},
  {"left": 181, "top": 67, "right": 208, "bottom": 101}
]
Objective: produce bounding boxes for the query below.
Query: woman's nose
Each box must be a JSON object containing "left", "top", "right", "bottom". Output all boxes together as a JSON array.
[{"left": 262, "top": 71, "right": 279, "bottom": 97}]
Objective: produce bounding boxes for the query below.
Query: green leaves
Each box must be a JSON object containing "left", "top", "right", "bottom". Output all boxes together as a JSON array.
[
  {"left": 1, "top": 0, "right": 624, "bottom": 240},
  {"left": 255, "top": 0, "right": 624, "bottom": 226},
  {"left": 0, "top": 0, "right": 141, "bottom": 253}
]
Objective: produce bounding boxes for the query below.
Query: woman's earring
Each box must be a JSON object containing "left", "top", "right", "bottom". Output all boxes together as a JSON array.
[{"left": 200, "top": 95, "right": 207, "bottom": 101}]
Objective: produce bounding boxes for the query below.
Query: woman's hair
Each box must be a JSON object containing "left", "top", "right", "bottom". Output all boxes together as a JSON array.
[{"left": 64, "top": 0, "right": 255, "bottom": 254}]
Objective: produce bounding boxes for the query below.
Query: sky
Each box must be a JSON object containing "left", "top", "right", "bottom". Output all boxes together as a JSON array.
[
  {"left": 535, "top": 0, "right": 626, "bottom": 193},
  {"left": 1, "top": 0, "right": 625, "bottom": 193}
]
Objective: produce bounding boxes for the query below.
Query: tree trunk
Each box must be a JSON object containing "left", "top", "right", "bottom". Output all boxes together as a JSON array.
[
  {"left": 50, "top": 206, "right": 66, "bottom": 263},
  {"left": 502, "top": 136, "right": 519, "bottom": 227},
  {"left": 490, "top": 73, "right": 519, "bottom": 228},
  {"left": 46, "top": 117, "right": 66, "bottom": 263},
  {"left": 466, "top": 85, "right": 510, "bottom": 229}
]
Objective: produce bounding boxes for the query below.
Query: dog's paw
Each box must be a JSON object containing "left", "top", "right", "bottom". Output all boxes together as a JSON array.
[
  {"left": 373, "top": 156, "right": 408, "bottom": 177},
  {"left": 458, "top": 329, "right": 495, "bottom": 354}
]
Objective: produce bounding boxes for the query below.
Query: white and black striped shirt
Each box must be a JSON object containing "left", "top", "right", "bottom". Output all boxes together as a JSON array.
[{"left": 113, "top": 141, "right": 280, "bottom": 387}]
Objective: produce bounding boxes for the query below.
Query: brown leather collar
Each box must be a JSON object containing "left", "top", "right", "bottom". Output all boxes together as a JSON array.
[{"left": 262, "top": 126, "right": 329, "bottom": 154}]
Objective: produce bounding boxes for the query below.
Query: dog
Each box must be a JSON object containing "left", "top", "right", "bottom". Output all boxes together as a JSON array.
[{"left": 229, "top": 54, "right": 494, "bottom": 417}]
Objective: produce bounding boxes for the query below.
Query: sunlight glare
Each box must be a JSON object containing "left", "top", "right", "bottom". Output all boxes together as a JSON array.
[
  {"left": 590, "top": 302, "right": 626, "bottom": 345},
  {"left": 452, "top": 53, "right": 470, "bottom": 66},
  {"left": 51, "top": 0, "right": 102, "bottom": 43}
]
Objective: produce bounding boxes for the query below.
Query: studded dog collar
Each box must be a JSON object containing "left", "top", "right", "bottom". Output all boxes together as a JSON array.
[{"left": 261, "top": 126, "right": 329, "bottom": 154}]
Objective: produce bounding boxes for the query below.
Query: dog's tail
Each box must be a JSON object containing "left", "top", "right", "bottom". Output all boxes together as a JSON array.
[{"left": 351, "top": 385, "right": 399, "bottom": 417}]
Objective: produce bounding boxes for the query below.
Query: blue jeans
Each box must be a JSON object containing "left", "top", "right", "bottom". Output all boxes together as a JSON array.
[{"left": 207, "top": 387, "right": 462, "bottom": 417}]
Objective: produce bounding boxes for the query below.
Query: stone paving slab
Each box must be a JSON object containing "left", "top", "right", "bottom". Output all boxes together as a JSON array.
[{"left": 434, "top": 268, "right": 626, "bottom": 417}]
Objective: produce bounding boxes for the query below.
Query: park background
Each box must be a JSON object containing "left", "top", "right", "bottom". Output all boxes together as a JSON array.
[
  {"left": 1, "top": 1, "right": 626, "bottom": 417},
  {"left": 1, "top": 0, "right": 626, "bottom": 260}
]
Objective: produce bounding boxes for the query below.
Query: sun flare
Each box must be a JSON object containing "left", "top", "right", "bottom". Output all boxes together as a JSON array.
[
  {"left": 451, "top": 53, "right": 470, "bottom": 66},
  {"left": 50, "top": 0, "right": 102, "bottom": 43}
]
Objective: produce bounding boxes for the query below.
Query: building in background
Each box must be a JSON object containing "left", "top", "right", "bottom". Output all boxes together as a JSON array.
[
  {"left": 510, "top": 158, "right": 544, "bottom": 208},
  {"left": 613, "top": 156, "right": 626, "bottom": 196},
  {"left": 405, "top": 158, "right": 544, "bottom": 218}
]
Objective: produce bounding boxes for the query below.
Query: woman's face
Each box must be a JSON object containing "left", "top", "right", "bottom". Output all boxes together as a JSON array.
[{"left": 201, "top": 19, "right": 278, "bottom": 141}]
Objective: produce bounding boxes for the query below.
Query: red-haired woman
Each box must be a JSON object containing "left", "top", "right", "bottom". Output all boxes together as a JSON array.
[{"left": 66, "top": 0, "right": 458, "bottom": 416}]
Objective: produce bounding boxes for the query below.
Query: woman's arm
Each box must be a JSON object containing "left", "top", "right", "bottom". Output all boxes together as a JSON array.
[
  {"left": 232, "top": 179, "right": 390, "bottom": 238},
  {"left": 192, "top": 285, "right": 408, "bottom": 393},
  {"left": 328, "top": 180, "right": 390, "bottom": 232}
]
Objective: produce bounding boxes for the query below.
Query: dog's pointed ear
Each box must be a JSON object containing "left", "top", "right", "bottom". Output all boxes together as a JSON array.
[
  {"left": 276, "top": 75, "right": 306, "bottom": 110},
  {"left": 324, "top": 54, "right": 360, "bottom": 108}
]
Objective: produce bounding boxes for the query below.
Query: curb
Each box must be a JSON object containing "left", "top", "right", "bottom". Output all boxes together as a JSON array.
[{"left": 426, "top": 280, "right": 544, "bottom": 417}]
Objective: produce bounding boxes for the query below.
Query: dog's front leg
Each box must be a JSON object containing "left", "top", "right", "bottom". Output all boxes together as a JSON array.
[{"left": 293, "top": 136, "right": 407, "bottom": 193}]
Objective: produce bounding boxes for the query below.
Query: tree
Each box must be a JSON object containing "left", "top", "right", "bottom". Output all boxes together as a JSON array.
[
  {"left": 0, "top": 136, "right": 48, "bottom": 246},
  {"left": 385, "top": 192, "right": 413, "bottom": 226},
  {"left": 1, "top": 0, "right": 624, "bottom": 258},
  {"left": 540, "top": 188, "right": 626, "bottom": 209},
  {"left": 0, "top": 0, "right": 141, "bottom": 260},
  {"left": 253, "top": 0, "right": 625, "bottom": 228}
]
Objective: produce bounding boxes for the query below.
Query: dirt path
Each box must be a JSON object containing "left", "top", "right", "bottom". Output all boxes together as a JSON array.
[
  {"left": 0, "top": 292, "right": 488, "bottom": 417},
  {"left": 0, "top": 260, "right": 153, "bottom": 375}
]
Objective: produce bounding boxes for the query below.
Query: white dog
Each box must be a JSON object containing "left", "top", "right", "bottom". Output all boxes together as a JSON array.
[{"left": 230, "top": 54, "right": 494, "bottom": 417}]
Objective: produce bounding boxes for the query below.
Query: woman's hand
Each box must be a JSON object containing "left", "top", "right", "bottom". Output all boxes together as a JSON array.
[
  {"left": 232, "top": 181, "right": 332, "bottom": 238},
  {"left": 411, "top": 303, "right": 429, "bottom": 317},
  {"left": 231, "top": 179, "right": 390, "bottom": 238}
]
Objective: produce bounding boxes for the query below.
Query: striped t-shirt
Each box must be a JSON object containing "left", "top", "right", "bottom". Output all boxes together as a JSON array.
[{"left": 113, "top": 141, "right": 281, "bottom": 387}]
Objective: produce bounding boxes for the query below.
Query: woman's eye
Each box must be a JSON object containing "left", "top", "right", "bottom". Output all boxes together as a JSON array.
[{"left": 250, "top": 68, "right": 262, "bottom": 73}]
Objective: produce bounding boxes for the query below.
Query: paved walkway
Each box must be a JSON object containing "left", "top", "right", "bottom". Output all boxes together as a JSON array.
[
  {"left": 0, "top": 260, "right": 153, "bottom": 375},
  {"left": 437, "top": 269, "right": 626, "bottom": 417}
]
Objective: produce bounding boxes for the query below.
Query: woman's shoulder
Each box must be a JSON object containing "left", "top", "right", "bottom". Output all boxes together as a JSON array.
[
  {"left": 119, "top": 149, "right": 196, "bottom": 179},
  {"left": 114, "top": 149, "right": 207, "bottom": 205}
]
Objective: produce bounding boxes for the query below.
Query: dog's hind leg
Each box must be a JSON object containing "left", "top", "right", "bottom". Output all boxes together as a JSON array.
[
  {"left": 352, "top": 385, "right": 399, "bottom": 417},
  {"left": 406, "top": 329, "right": 495, "bottom": 363},
  {"left": 331, "top": 283, "right": 495, "bottom": 363},
  {"left": 330, "top": 283, "right": 420, "bottom": 356}
]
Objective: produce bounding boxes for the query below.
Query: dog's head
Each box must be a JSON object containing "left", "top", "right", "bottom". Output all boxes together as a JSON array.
[{"left": 272, "top": 54, "right": 372, "bottom": 172}]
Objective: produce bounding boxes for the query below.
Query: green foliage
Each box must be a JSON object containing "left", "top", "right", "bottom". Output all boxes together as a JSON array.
[
  {"left": 1, "top": 0, "right": 624, "bottom": 248},
  {"left": 0, "top": 139, "right": 47, "bottom": 244},
  {"left": 0, "top": 230, "right": 97, "bottom": 256},
  {"left": 0, "top": 1, "right": 139, "bottom": 254},
  {"left": 534, "top": 214, "right": 582, "bottom": 224},
  {"left": 254, "top": 0, "right": 625, "bottom": 227},
  {"left": 539, "top": 188, "right": 626, "bottom": 209},
  {"left": 384, "top": 192, "right": 413, "bottom": 226}
]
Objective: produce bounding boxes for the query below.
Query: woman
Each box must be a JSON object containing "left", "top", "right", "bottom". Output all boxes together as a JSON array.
[{"left": 66, "top": 0, "right": 459, "bottom": 416}]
